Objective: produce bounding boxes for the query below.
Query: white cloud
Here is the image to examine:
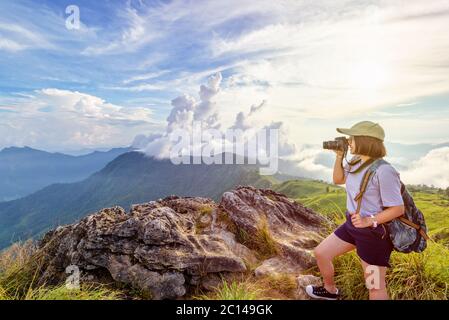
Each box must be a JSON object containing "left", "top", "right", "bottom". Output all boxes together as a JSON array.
[
  {"left": 280, "top": 144, "right": 449, "bottom": 188},
  {"left": 135, "top": 72, "right": 300, "bottom": 163},
  {"left": 0, "top": 38, "right": 26, "bottom": 52},
  {"left": 0, "top": 89, "right": 161, "bottom": 151},
  {"left": 401, "top": 147, "right": 449, "bottom": 188},
  {"left": 231, "top": 100, "right": 266, "bottom": 131},
  {"left": 82, "top": 6, "right": 162, "bottom": 56},
  {"left": 272, "top": 144, "right": 449, "bottom": 188},
  {"left": 123, "top": 70, "right": 171, "bottom": 84},
  {"left": 0, "top": 23, "right": 53, "bottom": 52},
  {"left": 205, "top": 0, "right": 449, "bottom": 123}
]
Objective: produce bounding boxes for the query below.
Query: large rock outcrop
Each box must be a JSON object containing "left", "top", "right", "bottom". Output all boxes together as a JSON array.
[{"left": 36, "top": 186, "right": 328, "bottom": 299}]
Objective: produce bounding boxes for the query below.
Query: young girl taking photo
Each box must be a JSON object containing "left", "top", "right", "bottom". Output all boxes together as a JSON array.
[{"left": 306, "top": 121, "right": 405, "bottom": 300}]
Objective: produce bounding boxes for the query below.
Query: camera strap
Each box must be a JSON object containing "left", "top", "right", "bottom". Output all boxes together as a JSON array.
[{"left": 347, "top": 156, "right": 376, "bottom": 174}]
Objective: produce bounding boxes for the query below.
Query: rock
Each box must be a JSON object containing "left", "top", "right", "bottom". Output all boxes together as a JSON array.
[
  {"left": 254, "top": 257, "right": 303, "bottom": 278},
  {"left": 36, "top": 186, "right": 327, "bottom": 299},
  {"left": 220, "top": 185, "right": 326, "bottom": 270},
  {"left": 37, "top": 200, "right": 246, "bottom": 300}
]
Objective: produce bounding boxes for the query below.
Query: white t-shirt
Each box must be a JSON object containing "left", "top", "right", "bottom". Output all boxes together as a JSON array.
[{"left": 343, "top": 157, "right": 404, "bottom": 217}]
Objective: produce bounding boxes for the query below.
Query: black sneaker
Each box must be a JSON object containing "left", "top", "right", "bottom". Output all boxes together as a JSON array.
[{"left": 305, "top": 285, "right": 340, "bottom": 300}]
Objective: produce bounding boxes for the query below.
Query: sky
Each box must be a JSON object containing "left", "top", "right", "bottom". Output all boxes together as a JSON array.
[{"left": 0, "top": 0, "right": 448, "bottom": 187}]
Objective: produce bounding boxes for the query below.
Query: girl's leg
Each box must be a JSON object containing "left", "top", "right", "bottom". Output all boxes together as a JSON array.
[
  {"left": 360, "top": 259, "right": 389, "bottom": 300},
  {"left": 314, "top": 233, "right": 356, "bottom": 293}
]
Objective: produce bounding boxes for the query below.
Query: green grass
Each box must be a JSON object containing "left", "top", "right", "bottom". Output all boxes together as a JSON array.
[
  {"left": 235, "top": 215, "right": 279, "bottom": 260},
  {"left": 0, "top": 240, "right": 123, "bottom": 300},
  {"left": 1, "top": 180, "right": 448, "bottom": 300},
  {"left": 194, "top": 278, "right": 261, "bottom": 300},
  {"left": 272, "top": 179, "right": 343, "bottom": 199},
  {"left": 412, "top": 192, "right": 449, "bottom": 241},
  {"left": 22, "top": 284, "right": 122, "bottom": 300},
  {"left": 283, "top": 180, "right": 449, "bottom": 300},
  {"left": 329, "top": 242, "right": 449, "bottom": 300},
  {"left": 300, "top": 193, "right": 347, "bottom": 224}
]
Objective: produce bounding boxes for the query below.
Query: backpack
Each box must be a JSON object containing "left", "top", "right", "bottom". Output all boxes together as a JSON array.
[{"left": 350, "top": 157, "right": 430, "bottom": 253}]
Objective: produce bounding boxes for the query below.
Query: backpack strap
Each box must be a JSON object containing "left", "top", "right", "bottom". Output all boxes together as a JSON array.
[
  {"left": 353, "top": 158, "right": 387, "bottom": 215},
  {"left": 353, "top": 160, "right": 432, "bottom": 241},
  {"left": 397, "top": 216, "right": 431, "bottom": 240}
]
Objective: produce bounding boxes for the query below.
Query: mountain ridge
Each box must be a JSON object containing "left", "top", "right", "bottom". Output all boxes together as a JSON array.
[
  {"left": 0, "top": 151, "right": 273, "bottom": 249},
  {"left": 0, "top": 146, "right": 132, "bottom": 201}
]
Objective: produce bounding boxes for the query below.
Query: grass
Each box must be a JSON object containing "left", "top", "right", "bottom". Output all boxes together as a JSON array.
[
  {"left": 254, "top": 273, "right": 298, "bottom": 299},
  {"left": 198, "top": 204, "right": 213, "bottom": 215},
  {"left": 193, "top": 273, "right": 298, "bottom": 300},
  {"left": 0, "top": 240, "right": 123, "bottom": 300},
  {"left": 1, "top": 180, "right": 449, "bottom": 300},
  {"left": 329, "top": 242, "right": 449, "bottom": 300},
  {"left": 273, "top": 179, "right": 343, "bottom": 200},
  {"left": 203, "top": 183, "right": 449, "bottom": 300},
  {"left": 235, "top": 215, "right": 279, "bottom": 260},
  {"left": 0, "top": 240, "right": 46, "bottom": 299},
  {"left": 22, "top": 283, "right": 122, "bottom": 300},
  {"left": 195, "top": 205, "right": 214, "bottom": 233},
  {"left": 387, "top": 244, "right": 449, "bottom": 300},
  {"left": 273, "top": 180, "right": 449, "bottom": 300},
  {"left": 194, "top": 278, "right": 261, "bottom": 300}
]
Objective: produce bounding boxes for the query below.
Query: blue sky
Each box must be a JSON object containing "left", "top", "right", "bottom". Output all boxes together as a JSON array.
[{"left": 1, "top": 0, "right": 449, "bottom": 186}]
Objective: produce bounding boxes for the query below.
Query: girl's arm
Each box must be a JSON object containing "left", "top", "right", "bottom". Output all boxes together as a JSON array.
[
  {"left": 332, "top": 150, "right": 346, "bottom": 184},
  {"left": 372, "top": 205, "right": 405, "bottom": 224},
  {"left": 351, "top": 205, "right": 405, "bottom": 228}
]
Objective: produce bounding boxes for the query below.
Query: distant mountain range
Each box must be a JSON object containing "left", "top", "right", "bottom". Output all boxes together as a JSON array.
[
  {"left": 0, "top": 152, "right": 273, "bottom": 249},
  {"left": 0, "top": 146, "right": 131, "bottom": 201},
  {"left": 1, "top": 140, "right": 447, "bottom": 249}
]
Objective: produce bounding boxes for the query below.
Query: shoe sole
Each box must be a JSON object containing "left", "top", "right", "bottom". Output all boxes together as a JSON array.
[{"left": 305, "top": 285, "right": 338, "bottom": 300}]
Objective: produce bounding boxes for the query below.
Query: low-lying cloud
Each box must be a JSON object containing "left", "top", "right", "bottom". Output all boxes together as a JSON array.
[
  {"left": 0, "top": 89, "right": 160, "bottom": 152},
  {"left": 400, "top": 147, "right": 449, "bottom": 188}
]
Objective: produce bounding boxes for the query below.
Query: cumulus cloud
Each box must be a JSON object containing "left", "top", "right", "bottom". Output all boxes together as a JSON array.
[
  {"left": 135, "top": 72, "right": 299, "bottom": 163},
  {"left": 277, "top": 145, "right": 449, "bottom": 188},
  {"left": 137, "top": 73, "right": 226, "bottom": 159},
  {"left": 0, "top": 89, "right": 160, "bottom": 152},
  {"left": 400, "top": 147, "right": 449, "bottom": 188},
  {"left": 231, "top": 100, "right": 266, "bottom": 131},
  {"left": 193, "top": 72, "right": 223, "bottom": 129}
]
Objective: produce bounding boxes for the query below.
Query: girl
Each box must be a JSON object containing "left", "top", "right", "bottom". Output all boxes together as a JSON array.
[{"left": 306, "top": 121, "right": 405, "bottom": 300}]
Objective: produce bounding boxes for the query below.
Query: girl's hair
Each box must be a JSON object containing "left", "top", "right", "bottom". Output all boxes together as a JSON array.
[{"left": 353, "top": 135, "right": 387, "bottom": 158}]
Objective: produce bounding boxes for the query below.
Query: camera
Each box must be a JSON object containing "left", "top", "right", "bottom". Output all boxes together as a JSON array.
[{"left": 323, "top": 136, "right": 349, "bottom": 152}]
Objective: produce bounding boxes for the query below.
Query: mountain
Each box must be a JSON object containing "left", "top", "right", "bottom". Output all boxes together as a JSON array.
[
  {"left": 0, "top": 151, "right": 273, "bottom": 249},
  {"left": 0, "top": 146, "right": 131, "bottom": 201}
]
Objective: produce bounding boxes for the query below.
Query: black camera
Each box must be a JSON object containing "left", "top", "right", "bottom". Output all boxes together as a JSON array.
[{"left": 323, "top": 136, "right": 349, "bottom": 152}]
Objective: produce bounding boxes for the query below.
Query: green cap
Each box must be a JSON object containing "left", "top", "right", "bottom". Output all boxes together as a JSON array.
[{"left": 336, "top": 121, "right": 385, "bottom": 141}]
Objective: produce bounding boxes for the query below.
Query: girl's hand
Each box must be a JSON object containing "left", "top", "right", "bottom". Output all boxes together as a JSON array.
[
  {"left": 350, "top": 212, "right": 372, "bottom": 228},
  {"left": 333, "top": 149, "right": 344, "bottom": 158}
]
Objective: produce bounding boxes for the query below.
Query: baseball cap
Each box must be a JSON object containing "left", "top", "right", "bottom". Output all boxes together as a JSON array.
[{"left": 336, "top": 121, "right": 385, "bottom": 141}]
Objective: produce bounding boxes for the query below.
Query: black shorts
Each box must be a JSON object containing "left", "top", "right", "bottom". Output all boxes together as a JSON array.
[{"left": 334, "top": 210, "right": 394, "bottom": 267}]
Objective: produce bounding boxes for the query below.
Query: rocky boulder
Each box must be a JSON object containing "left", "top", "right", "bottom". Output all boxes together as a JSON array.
[{"left": 36, "top": 186, "right": 328, "bottom": 299}]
